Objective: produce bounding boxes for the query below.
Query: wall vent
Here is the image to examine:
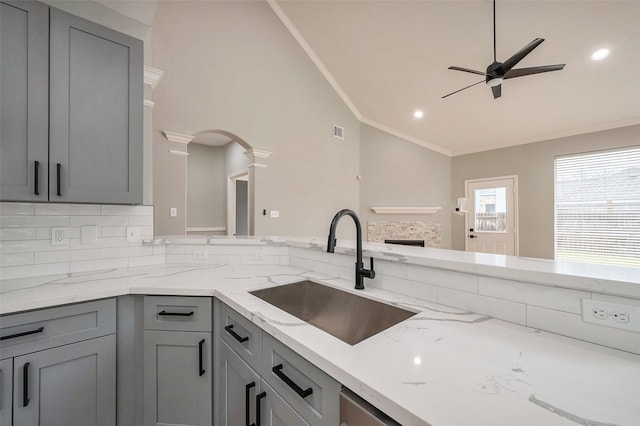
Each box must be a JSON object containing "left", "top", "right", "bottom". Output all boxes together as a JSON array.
[{"left": 333, "top": 125, "right": 344, "bottom": 140}]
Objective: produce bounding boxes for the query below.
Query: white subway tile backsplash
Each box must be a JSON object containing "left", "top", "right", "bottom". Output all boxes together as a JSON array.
[
  {"left": 526, "top": 306, "right": 640, "bottom": 354},
  {"left": 0, "top": 228, "right": 37, "bottom": 241},
  {"left": 406, "top": 264, "right": 478, "bottom": 293},
  {"left": 0, "top": 215, "right": 70, "bottom": 228},
  {"left": 35, "top": 203, "right": 101, "bottom": 216},
  {"left": 0, "top": 252, "right": 34, "bottom": 267},
  {"left": 478, "top": 277, "right": 589, "bottom": 314},
  {"left": 373, "top": 275, "right": 438, "bottom": 303},
  {"left": 128, "top": 255, "right": 165, "bottom": 268},
  {"left": 438, "top": 287, "right": 526, "bottom": 325},
  {"left": 0, "top": 202, "right": 156, "bottom": 279},
  {"left": 0, "top": 202, "right": 34, "bottom": 215},
  {"left": 591, "top": 293, "right": 640, "bottom": 308},
  {"left": 375, "top": 259, "right": 407, "bottom": 279}
]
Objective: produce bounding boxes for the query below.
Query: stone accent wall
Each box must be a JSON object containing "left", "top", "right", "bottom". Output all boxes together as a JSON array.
[{"left": 367, "top": 221, "right": 442, "bottom": 248}]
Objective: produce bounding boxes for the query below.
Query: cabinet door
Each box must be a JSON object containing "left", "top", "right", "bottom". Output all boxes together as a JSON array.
[
  {"left": 143, "top": 331, "right": 212, "bottom": 426},
  {"left": 260, "top": 381, "right": 310, "bottom": 426},
  {"left": 49, "top": 7, "right": 143, "bottom": 204},
  {"left": 13, "top": 334, "right": 116, "bottom": 426},
  {"left": 0, "top": 358, "right": 12, "bottom": 426},
  {"left": 0, "top": 0, "right": 49, "bottom": 202},
  {"left": 218, "top": 340, "right": 261, "bottom": 426}
]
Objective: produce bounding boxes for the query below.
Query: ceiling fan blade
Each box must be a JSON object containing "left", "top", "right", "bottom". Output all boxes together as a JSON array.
[
  {"left": 441, "top": 80, "right": 485, "bottom": 99},
  {"left": 448, "top": 66, "right": 488, "bottom": 76},
  {"left": 504, "top": 64, "right": 566, "bottom": 79},
  {"left": 491, "top": 84, "right": 502, "bottom": 99},
  {"left": 501, "top": 38, "right": 545, "bottom": 73}
]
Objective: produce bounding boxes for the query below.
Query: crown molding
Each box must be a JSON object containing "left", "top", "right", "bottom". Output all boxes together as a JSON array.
[
  {"left": 163, "top": 131, "right": 194, "bottom": 144},
  {"left": 144, "top": 66, "right": 165, "bottom": 89},
  {"left": 360, "top": 118, "right": 452, "bottom": 157},
  {"left": 144, "top": 99, "right": 155, "bottom": 109},
  {"left": 244, "top": 149, "right": 272, "bottom": 160}
]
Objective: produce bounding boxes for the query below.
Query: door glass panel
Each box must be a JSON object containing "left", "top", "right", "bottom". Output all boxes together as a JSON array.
[{"left": 475, "top": 187, "right": 507, "bottom": 232}]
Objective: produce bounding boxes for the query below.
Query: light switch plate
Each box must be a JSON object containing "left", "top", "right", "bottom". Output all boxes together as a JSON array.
[
  {"left": 270, "top": 210, "right": 279, "bottom": 218},
  {"left": 51, "top": 228, "right": 68, "bottom": 246},
  {"left": 81, "top": 225, "right": 98, "bottom": 245}
]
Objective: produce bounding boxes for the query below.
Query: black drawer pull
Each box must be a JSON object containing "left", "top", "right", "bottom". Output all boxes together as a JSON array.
[
  {"left": 224, "top": 324, "right": 249, "bottom": 343},
  {"left": 250, "top": 391, "right": 266, "bottom": 426},
  {"left": 245, "top": 382, "right": 255, "bottom": 426},
  {"left": 56, "top": 163, "right": 61, "bottom": 196},
  {"left": 272, "top": 364, "right": 313, "bottom": 398},
  {"left": 23, "top": 363, "right": 30, "bottom": 407},
  {"left": 34, "top": 161, "right": 40, "bottom": 195},
  {"left": 1, "top": 327, "right": 44, "bottom": 341},
  {"left": 198, "top": 339, "right": 205, "bottom": 376},
  {"left": 157, "top": 310, "right": 194, "bottom": 317}
]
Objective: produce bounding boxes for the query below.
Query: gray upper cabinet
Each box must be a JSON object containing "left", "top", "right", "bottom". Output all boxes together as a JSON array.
[
  {"left": 0, "top": 1, "right": 49, "bottom": 202},
  {"left": 0, "top": 1, "right": 143, "bottom": 204},
  {"left": 49, "top": 8, "right": 142, "bottom": 204}
]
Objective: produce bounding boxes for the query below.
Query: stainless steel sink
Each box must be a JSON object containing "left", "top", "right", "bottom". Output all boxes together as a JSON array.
[{"left": 250, "top": 280, "right": 416, "bottom": 345}]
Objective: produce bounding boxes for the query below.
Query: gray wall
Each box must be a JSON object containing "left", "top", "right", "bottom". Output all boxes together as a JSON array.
[
  {"left": 187, "top": 143, "right": 225, "bottom": 229},
  {"left": 359, "top": 124, "right": 452, "bottom": 248},
  {"left": 451, "top": 125, "right": 640, "bottom": 259},
  {"left": 151, "top": 1, "right": 360, "bottom": 237}
]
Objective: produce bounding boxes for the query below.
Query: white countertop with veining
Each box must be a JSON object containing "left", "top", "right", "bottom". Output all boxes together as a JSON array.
[{"left": 1, "top": 263, "right": 639, "bottom": 426}]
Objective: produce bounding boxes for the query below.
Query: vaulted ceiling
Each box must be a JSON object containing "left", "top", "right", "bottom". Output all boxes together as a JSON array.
[{"left": 271, "top": 0, "right": 640, "bottom": 155}]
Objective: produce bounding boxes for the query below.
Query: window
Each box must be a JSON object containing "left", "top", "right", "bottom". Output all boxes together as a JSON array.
[{"left": 555, "top": 147, "right": 640, "bottom": 267}]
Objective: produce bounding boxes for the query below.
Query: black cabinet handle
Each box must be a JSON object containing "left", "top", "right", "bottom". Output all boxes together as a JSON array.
[
  {"left": 272, "top": 364, "right": 313, "bottom": 398},
  {"left": 250, "top": 392, "right": 266, "bottom": 426},
  {"left": 224, "top": 324, "right": 249, "bottom": 343},
  {"left": 158, "top": 310, "right": 194, "bottom": 317},
  {"left": 1, "top": 327, "right": 44, "bottom": 341},
  {"left": 34, "top": 161, "right": 40, "bottom": 195},
  {"left": 245, "top": 382, "right": 255, "bottom": 426},
  {"left": 23, "top": 363, "right": 30, "bottom": 407},
  {"left": 56, "top": 163, "right": 61, "bottom": 196},
  {"left": 198, "top": 339, "right": 205, "bottom": 376}
]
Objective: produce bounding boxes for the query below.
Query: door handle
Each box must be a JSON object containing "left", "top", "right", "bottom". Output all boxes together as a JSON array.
[
  {"left": 224, "top": 324, "right": 249, "bottom": 343},
  {"left": 250, "top": 392, "right": 266, "bottom": 426},
  {"left": 272, "top": 364, "right": 313, "bottom": 398},
  {"left": 198, "top": 339, "right": 205, "bottom": 376},
  {"left": 34, "top": 161, "right": 40, "bottom": 195},
  {"left": 245, "top": 382, "right": 255, "bottom": 426},
  {"left": 23, "top": 363, "right": 30, "bottom": 407},
  {"left": 469, "top": 235, "right": 478, "bottom": 239},
  {"left": 157, "top": 310, "right": 194, "bottom": 317}
]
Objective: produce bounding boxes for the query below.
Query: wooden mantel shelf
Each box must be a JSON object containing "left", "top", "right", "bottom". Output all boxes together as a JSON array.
[{"left": 371, "top": 207, "right": 442, "bottom": 214}]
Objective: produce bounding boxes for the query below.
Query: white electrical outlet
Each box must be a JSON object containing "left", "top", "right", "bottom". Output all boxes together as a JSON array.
[
  {"left": 192, "top": 250, "right": 208, "bottom": 260},
  {"left": 51, "top": 228, "right": 68, "bottom": 246},
  {"left": 270, "top": 210, "right": 279, "bottom": 218},
  {"left": 250, "top": 248, "right": 264, "bottom": 261},
  {"left": 126, "top": 226, "right": 140, "bottom": 242},
  {"left": 170, "top": 208, "right": 177, "bottom": 217},
  {"left": 582, "top": 299, "right": 640, "bottom": 332}
]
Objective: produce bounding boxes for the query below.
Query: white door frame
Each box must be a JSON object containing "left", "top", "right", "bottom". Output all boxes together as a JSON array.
[
  {"left": 227, "top": 169, "right": 249, "bottom": 236},
  {"left": 464, "top": 175, "right": 519, "bottom": 255}
]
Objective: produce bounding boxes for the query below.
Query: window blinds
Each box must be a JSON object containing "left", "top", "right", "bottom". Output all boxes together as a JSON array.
[{"left": 555, "top": 147, "right": 640, "bottom": 267}]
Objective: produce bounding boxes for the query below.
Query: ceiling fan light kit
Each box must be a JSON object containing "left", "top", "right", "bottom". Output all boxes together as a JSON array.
[{"left": 443, "top": 0, "right": 565, "bottom": 99}]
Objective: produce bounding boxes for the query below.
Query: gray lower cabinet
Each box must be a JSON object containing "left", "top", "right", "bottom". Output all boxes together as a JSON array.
[
  {"left": 260, "top": 380, "right": 310, "bottom": 426},
  {"left": 12, "top": 335, "right": 116, "bottom": 426},
  {"left": 142, "top": 296, "right": 212, "bottom": 426},
  {"left": 0, "top": 358, "right": 13, "bottom": 426},
  {"left": 0, "top": 0, "right": 143, "bottom": 204}
]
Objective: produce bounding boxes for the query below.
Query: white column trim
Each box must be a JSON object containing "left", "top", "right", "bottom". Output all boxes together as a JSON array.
[
  {"left": 243, "top": 149, "right": 272, "bottom": 160},
  {"left": 144, "top": 66, "right": 165, "bottom": 89},
  {"left": 144, "top": 99, "right": 155, "bottom": 109}
]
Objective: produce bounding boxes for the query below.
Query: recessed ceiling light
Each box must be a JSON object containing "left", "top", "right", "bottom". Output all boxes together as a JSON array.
[
  {"left": 413, "top": 110, "right": 424, "bottom": 119},
  {"left": 591, "top": 48, "right": 609, "bottom": 61}
]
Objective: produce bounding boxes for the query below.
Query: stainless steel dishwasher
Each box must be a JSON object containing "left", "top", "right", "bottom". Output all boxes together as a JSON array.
[{"left": 340, "top": 388, "right": 401, "bottom": 426}]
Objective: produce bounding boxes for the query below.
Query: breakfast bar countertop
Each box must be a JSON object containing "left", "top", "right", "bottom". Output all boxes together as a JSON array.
[{"left": 1, "top": 262, "right": 639, "bottom": 426}]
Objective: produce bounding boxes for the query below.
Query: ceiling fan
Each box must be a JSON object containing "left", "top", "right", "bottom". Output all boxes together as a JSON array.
[{"left": 442, "top": 0, "right": 565, "bottom": 99}]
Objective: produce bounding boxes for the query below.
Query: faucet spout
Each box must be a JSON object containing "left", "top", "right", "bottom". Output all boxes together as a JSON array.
[{"left": 327, "top": 209, "right": 375, "bottom": 290}]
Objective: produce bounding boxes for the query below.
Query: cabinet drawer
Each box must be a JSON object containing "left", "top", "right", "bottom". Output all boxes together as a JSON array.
[
  {"left": 144, "top": 296, "right": 211, "bottom": 332},
  {"left": 218, "top": 300, "right": 263, "bottom": 374},
  {"left": 0, "top": 298, "right": 116, "bottom": 359},
  {"left": 262, "top": 334, "right": 340, "bottom": 426}
]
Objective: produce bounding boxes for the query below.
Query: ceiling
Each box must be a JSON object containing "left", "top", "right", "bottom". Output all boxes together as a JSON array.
[{"left": 271, "top": 0, "right": 640, "bottom": 156}]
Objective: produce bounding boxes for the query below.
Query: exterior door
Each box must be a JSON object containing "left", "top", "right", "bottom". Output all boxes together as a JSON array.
[
  {"left": 143, "top": 331, "right": 212, "bottom": 426},
  {"left": 13, "top": 335, "right": 116, "bottom": 426},
  {"left": 465, "top": 176, "right": 518, "bottom": 255}
]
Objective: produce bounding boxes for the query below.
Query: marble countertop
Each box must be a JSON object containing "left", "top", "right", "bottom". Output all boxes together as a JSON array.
[{"left": 1, "top": 263, "right": 639, "bottom": 425}]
